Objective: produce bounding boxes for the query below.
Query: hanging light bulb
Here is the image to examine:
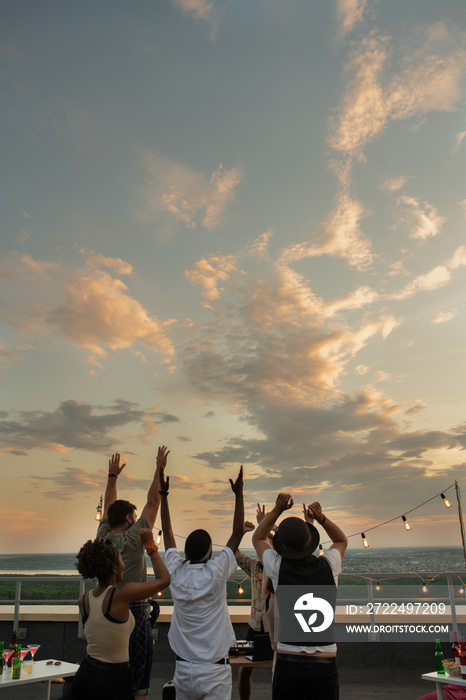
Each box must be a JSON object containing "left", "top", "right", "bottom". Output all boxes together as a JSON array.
[
  {"left": 156, "top": 530, "right": 162, "bottom": 546},
  {"left": 402, "top": 515, "right": 411, "bottom": 531},
  {"left": 375, "top": 581, "right": 381, "bottom": 591},
  {"left": 361, "top": 533, "right": 369, "bottom": 548},
  {"left": 157, "top": 591, "right": 162, "bottom": 597},
  {"left": 459, "top": 586, "right": 465, "bottom": 595},
  {"left": 422, "top": 581, "right": 428, "bottom": 593},
  {"left": 95, "top": 495, "right": 103, "bottom": 521},
  {"left": 441, "top": 493, "right": 452, "bottom": 508},
  {"left": 318, "top": 545, "right": 324, "bottom": 557},
  {"left": 238, "top": 585, "right": 244, "bottom": 595}
]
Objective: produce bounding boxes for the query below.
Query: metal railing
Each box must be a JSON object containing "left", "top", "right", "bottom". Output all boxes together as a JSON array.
[{"left": 1, "top": 571, "right": 465, "bottom": 639}]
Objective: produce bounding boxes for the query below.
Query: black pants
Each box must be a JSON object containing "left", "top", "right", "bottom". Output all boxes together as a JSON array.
[
  {"left": 71, "top": 656, "right": 133, "bottom": 700},
  {"left": 272, "top": 653, "right": 339, "bottom": 700}
]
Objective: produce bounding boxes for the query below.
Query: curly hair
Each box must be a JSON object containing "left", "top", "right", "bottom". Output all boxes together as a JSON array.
[{"left": 75, "top": 539, "right": 118, "bottom": 581}]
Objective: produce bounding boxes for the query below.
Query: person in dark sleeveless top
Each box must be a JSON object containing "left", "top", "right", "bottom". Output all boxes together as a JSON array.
[
  {"left": 71, "top": 531, "right": 170, "bottom": 700},
  {"left": 252, "top": 494, "right": 347, "bottom": 700}
]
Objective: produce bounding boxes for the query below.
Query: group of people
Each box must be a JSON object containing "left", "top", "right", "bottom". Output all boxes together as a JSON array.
[{"left": 70, "top": 446, "right": 348, "bottom": 700}]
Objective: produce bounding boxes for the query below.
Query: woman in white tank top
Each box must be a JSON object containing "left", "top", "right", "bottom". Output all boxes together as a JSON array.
[{"left": 71, "top": 530, "right": 170, "bottom": 700}]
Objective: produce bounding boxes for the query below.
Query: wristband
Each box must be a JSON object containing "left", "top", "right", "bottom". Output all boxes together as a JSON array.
[
  {"left": 319, "top": 515, "right": 326, "bottom": 525},
  {"left": 108, "top": 474, "right": 118, "bottom": 479},
  {"left": 145, "top": 542, "right": 159, "bottom": 558},
  {"left": 159, "top": 490, "right": 169, "bottom": 496}
]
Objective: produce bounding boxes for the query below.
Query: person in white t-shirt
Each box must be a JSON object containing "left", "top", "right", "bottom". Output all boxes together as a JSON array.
[
  {"left": 252, "top": 494, "right": 347, "bottom": 700},
  {"left": 159, "top": 463, "right": 245, "bottom": 700}
]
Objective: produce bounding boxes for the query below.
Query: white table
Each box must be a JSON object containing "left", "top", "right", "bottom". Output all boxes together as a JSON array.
[
  {"left": 0, "top": 659, "right": 80, "bottom": 699},
  {"left": 422, "top": 671, "right": 466, "bottom": 699}
]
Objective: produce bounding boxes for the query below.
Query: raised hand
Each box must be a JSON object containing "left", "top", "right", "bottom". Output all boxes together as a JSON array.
[
  {"left": 159, "top": 469, "right": 170, "bottom": 494},
  {"left": 109, "top": 453, "right": 126, "bottom": 476},
  {"left": 243, "top": 520, "right": 255, "bottom": 533},
  {"left": 275, "top": 492, "right": 293, "bottom": 513},
  {"left": 308, "top": 502, "right": 324, "bottom": 524},
  {"left": 156, "top": 445, "right": 170, "bottom": 469},
  {"left": 229, "top": 465, "right": 244, "bottom": 495},
  {"left": 303, "top": 503, "right": 315, "bottom": 524},
  {"left": 256, "top": 503, "right": 266, "bottom": 524}
]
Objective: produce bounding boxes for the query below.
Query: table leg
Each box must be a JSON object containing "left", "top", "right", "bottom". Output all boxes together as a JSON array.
[
  {"left": 435, "top": 681, "right": 445, "bottom": 700},
  {"left": 43, "top": 679, "right": 51, "bottom": 700}
]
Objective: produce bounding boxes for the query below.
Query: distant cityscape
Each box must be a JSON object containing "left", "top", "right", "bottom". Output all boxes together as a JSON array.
[{"left": 342, "top": 547, "right": 465, "bottom": 574}]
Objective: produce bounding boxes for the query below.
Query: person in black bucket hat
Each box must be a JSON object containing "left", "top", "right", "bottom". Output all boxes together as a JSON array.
[
  {"left": 253, "top": 494, "right": 347, "bottom": 700},
  {"left": 272, "top": 517, "right": 320, "bottom": 560}
]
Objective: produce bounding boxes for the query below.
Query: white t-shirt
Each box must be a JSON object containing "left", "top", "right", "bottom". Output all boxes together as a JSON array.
[
  {"left": 263, "top": 548, "right": 341, "bottom": 654},
  {"left": 166, "top": 546, "right": 237, "bottom": 662}
]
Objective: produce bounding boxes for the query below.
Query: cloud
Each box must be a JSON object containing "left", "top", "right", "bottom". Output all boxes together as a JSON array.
[
  {"left": 48, "top": 269, "right": 175, "bottom": 359},
  {"left": 82, "top": 251, "right": 134, "bottom": 275},
  {"left": 395, "top": 195, "right": 445, "bottom": 241},
  {"left": 279, "top": 193, "right": 373, "bottom": 270},
  {"left": 323, "top": 286, "right": 379, "bottom": 317},
  {"left": 0, "top": 508, "right": 58, "bottom": 533},
  {"left": 171, "top": 0, "right": 219, "bottom": 41},
  {"left": 143, "top": 154, "right": 241, "bottom": 230},
  {"left": 0, "top": 344, "right": 24, "bottom": 373},
  {"left": 0, "top": 252, "right": 175, "bottom": 367},
  {"left": 432, "top": 310, "right": 456, "bottom": 324},
  {"left": 335, "top": 0, "right": 368, "bottom": 37},
  {"left": 185, "top": 254, "right": 238, "bottom": 300},
  {"left": 243, "top": 230, "right": 273, "bottom": 259},
  {"left": 177, "top": 261, "right": 398, "bottom": 409},
  {"left": 380, "top": 176, "right": 408, "bottom": 192},
  {"left": 329, "top": 24, "right": 466, "bottom": 159},
  {"left": 453, "top": 131, "right": 466, "bottom": 153},
  {"left": 185, "top": 231, "right": 275, "bottom": 301},
  {"left": 447, "top": 245, "right": 466, "bottom": 270},
  {"left": 29, "top": 465, "right": 198, "bottom": 501},
  {"left": 0, "top": 399, "right": 179, "bottom": 455},
  {"left": 391, "top": 266, "right": 451, "bottom": 300}
]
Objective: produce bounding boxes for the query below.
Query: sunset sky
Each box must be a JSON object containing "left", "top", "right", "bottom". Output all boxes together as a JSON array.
[{"left": 2, "top": 0, "right": 466, "bottom": 554}]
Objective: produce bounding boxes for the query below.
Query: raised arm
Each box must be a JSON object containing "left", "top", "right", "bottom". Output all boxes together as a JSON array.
[
  {"left": 103, "top": 453, "right": 126, "bottom": 519},
  {"left": 141, "top": 446, "right": 170, "bottom": 529},
  {"left": 308, "top": 502, "right": 348, "bottom": 560},
  {"left": 252, "top": 493, "right": 293, "bottom": 563},
  {"left": 159, "top": 468, "right": 176, "bottom": 550},
  {"left": 225, "top": 466, "right": 245, "bottom": 555}
]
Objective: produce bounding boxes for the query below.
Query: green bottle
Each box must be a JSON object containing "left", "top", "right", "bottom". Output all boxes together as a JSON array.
[
  {"left": 435, "top": 639, "right": 445, "bottom": 674},
  {"left": 0, "top": 641, "right": 4, "bottom": 675},
  {"left": 12, "top": 644, "right": 21, "bottom": 679}
]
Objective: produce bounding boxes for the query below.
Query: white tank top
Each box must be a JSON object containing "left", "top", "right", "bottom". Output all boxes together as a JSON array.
[{"left": 84, "top": 586, "right": 135, "bottom": 663}]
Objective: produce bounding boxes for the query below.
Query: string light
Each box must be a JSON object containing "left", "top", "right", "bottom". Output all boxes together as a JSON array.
[
  {"left": 459, "top": 586, "right": 465, "bottom": 595},
  {"left": 157, "top": 591, "right": 162, "bottom": 597},
  {"left": 238, "top": 585, "right": 244, "bottom": 595},
  {"left": 318, "top": 545, "right": 324, "bottom": 557},
  {"left": 95, "top": 495, "right": 103, "bottom": 522},
  {"left": 402, "top": 516, "right": 411, "bottom": 531},
  {"left": 422, "top": 581, "right": 428, "bottom": 593},
  {"left": 375, "top": 581, "right": 381, "bottom": 591},
  {"left": 156, "top": 530, "right": 162, "bottom": 546},
  {"left": 441, "top": 493, "right": 452, "bottom": 509},
  {"left": 361, "top": 533, "right": 369, "bottom": 549},
  {"left": 320, "top": 483, "right": 456, "bottom": 549}
]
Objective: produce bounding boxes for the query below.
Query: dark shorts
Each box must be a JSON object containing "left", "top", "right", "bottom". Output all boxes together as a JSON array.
[
  {"left": 246, "top": 622, "right": 265, "bottom": 641},
  {"left": 71, "top": 656, "right": 133, "bottom": 700},
  {"left": 273, "top": 653, "right": 338, "bottom": 700},
  {"left": 129, "top": 600, "right": 153, "bottom": 694}
]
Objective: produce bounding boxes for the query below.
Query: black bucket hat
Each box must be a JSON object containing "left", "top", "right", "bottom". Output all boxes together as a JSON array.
[{"left": 273, "top": 517, "right": 320, "bottom": 560}]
